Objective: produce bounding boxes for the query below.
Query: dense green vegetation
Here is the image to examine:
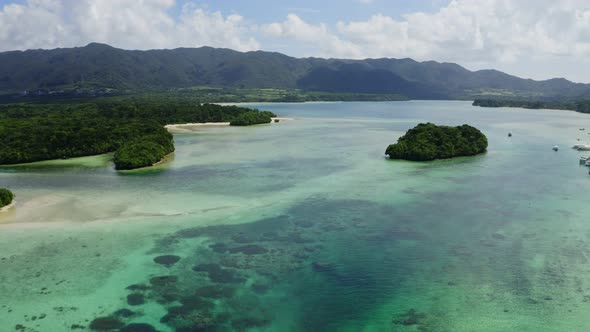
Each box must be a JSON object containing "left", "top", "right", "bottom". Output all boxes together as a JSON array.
[
  {"left": 113, "top": 135, "right": 174, "bottom": 170},
  {"left": 473, "top": 99, "right": 590, "bottom": 113},
  {"left": 2, "top": 43, "right": 589, "bottom": 100},
  {"left": 386, "top": 123, "right": 488, "bottom": 161},
  {"left": 230, "top": 111, "right": 275, "bottom": 126},
  {"left": 0, "top": 101, "right": 271, "bottom": 169},
  {"left": 0, "top": 188, "right": 14, "bottom": 208},
  {"left": 0, "top": 88, "right": 409, "bottom": 104}
]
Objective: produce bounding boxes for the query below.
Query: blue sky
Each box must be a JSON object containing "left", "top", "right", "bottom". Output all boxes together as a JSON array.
[
  {"left": 1, "top": 0, "right": 590, "bottom": 82},
  {"left": 0, "top": 0, "right": 448, "bottom": 23},
  {"left": 169, "top": 1, "right": 448, "bottom": 24}
]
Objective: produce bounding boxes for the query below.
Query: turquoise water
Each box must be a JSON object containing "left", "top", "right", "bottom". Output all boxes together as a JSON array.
[{"left": 2, "top": 101, "right": 590, "bottom": 331}]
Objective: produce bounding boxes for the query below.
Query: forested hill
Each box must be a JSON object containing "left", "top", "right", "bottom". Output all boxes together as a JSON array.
[{"left": 1, "top": 43, "right": 590, "bottom": 100}]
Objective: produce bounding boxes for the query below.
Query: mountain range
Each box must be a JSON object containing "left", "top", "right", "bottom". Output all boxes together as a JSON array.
[{"left": 1, "top": 42, "right": 588, "bottom": 100}]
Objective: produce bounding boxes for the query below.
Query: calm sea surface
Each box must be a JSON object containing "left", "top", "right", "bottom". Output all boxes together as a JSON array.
[{"left": 2, "top": 101, "right": 590, "bottom": 331}]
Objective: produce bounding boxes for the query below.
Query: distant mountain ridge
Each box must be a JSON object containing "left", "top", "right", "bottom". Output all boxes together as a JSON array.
[{"left": 1, "top": 43, "right": 588, "bottom": 100}]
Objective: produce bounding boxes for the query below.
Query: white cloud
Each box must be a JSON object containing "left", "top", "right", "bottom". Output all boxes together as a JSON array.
[
  {"left": 331, "top": 0, "right": 590, "bottom": 63},
  {"left": 0, "top": 0, "right": 68, "bottom": 50},
  {"left": 262, "top": 14, "right": 361, "bottom": 58},
  {"left": 174, "top": 4, "right": 259, "bottom": 51},
  {"left": 0, "top": 0, "right": 259, "bottom": 51},
  {"left": 261, "top": 0, "right": 590, "bottom": 81}
]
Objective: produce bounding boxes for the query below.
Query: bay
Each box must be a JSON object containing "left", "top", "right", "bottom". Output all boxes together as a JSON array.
[{"left": 1, "top": 101, "right": 590, "bottom": 331}]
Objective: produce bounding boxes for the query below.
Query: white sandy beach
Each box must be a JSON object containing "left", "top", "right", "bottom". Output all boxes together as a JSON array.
[
  {"left": 216, "top": 101, "right": 343, "bottom": 106},
  {"left": 164, "top": 122, "right": 230, "bottom": 130},
  {"left": 165, "top": 117, "right": 294, "bottom": 132}
]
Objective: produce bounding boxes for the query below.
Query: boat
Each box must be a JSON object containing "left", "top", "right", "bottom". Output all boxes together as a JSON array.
[
  {"left": 581, "top": 156, "right": 588, "bottom": 164},
  {"left": 572, "top": 144, "right": 590, "bottom": 151},
  {"left": 586, "top": 160, "right": 590, "bottom": 167},
  {"left": 508, "top": 132, "right": 512, "bottom": 137},
  {"left": 553, "top": 146, "right": 559, "bottom": 151}
]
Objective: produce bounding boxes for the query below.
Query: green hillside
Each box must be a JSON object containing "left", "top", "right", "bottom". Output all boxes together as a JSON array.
[{"left": 2, "top": 43, "right": 589, "bottom": 101}]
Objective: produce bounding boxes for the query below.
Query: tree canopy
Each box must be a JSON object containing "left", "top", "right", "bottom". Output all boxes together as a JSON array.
[
  {"left": 113, "top": 136, "right": 174, "bottom": 170},
  {"left": 0, "top": 188, "right": 14, "bottom": 208},
  {"left": 229, "top": 111, "right": 275, "bottom": 126},
  {"left": 0, "top": 101, "right": 274, "bottom": 169},
  {"left": 473, "top": 99, "right": 590, "bottom": 114},
  {"left": 385, "top": 123, "right": 488, "bottom": 161}
]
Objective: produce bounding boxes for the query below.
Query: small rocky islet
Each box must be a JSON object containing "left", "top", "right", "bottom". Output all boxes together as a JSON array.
[
  {"left": 0, "top": 188, "right": 14, "bottom": 209},
  {"left": 385, "top": 123, "right": 488, "bottom": 161}
]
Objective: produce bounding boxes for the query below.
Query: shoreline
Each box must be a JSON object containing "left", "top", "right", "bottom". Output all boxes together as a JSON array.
[
  {"left": 165, "top": 117, "right": 294, "bottom": 132},
  {"left": 164, "top": 122, "right": 231, "bottom": 132},
  {"left": 0, "top": 118, "right": 295, "bottom": 168},
  {"left": 117, "top": 152, "right": 175, "bottom": 172},
  {"left": 165, "top": 122, "right": 231, "bottom": 127},
  {"left": 0, "top": 201, "right": 15, "bottom": 212},
  {"left": 153, "top": 152, "right": 175, "bottom": 167},
  {"left": 216, "top": 101, "right": 344, "bottom": 106}
]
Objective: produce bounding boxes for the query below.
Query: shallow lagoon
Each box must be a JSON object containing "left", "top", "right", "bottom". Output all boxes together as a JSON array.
[{"left": 2, "top": 101, "right": 590, "bottom": 331}]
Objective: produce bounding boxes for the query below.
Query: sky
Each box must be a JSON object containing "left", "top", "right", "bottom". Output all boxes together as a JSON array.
[{"left": 1, "top": 0, "right": 590, "bottom": 83}]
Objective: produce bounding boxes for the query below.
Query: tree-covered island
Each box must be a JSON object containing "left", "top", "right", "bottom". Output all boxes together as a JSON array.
[
  {"left": 0, "top": 102, "right": 276, "bottom": 170},
  {"left": 0, "top": 188, "right": 14, "bottom": 208},
  {"left": 473, "top": 99, "right": 590, "bottom": 114},
  {"left": 385, "top": 123, "right": 488, "bottom": 161}
]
